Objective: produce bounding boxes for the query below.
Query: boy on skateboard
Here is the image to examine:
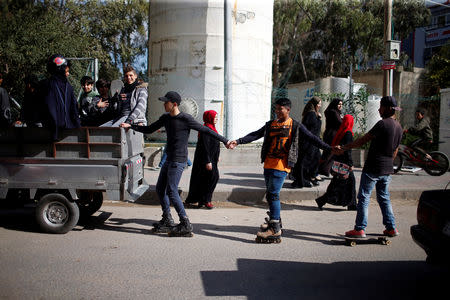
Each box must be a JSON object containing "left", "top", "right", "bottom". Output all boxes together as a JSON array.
[
  {"left": 229, "top": 98, "right": 334, "bottom": 243},
  {"left": 340, "top": 96, "right": 403, "bottom": 238},
  {"left": 122, "top": 91, "right": 230, "bottom": 237}
]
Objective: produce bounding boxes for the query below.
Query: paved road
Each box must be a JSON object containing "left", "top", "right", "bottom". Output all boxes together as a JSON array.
[{"left": 0, "top": 200, "right": 448, "bottom": 299}]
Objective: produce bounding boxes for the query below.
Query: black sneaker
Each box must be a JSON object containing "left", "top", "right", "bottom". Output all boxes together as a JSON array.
[
  {"left": 169, "top": 216, "right": 194, "bottom": 237},
  {"left": 152, "top": 213, "right": 175, "bottom": 233}
]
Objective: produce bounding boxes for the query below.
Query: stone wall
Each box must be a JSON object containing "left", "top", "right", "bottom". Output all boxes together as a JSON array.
[{"left": 352, "top": 68, "right": 425, "bottom": 130}]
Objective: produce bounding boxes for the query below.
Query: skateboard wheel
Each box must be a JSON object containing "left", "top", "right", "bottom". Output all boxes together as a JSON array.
[
  {"left": 350, "top": 241, "right": 356, "bottom": 247},
  {"left": 385, "top": 240, "right": 391, "bottom": 245}
]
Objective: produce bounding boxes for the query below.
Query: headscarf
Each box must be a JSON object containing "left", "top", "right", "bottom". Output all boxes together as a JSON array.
[
  {"left": 203, "top": 110, "right": 218, "bottom": 133},
  {"left": 331, "top": 114, "right": 354, "bottom": 146},
  {"left": 302, "top": 96, "right": 322, "bottom": 120},
  {"left": 325, "top": 98, "right": 342, "bottom": 114}
]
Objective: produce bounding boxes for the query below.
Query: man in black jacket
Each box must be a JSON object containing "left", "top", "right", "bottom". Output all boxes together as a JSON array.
[{"left": 122, "top": 91, "right": 230, "bottom": 237}]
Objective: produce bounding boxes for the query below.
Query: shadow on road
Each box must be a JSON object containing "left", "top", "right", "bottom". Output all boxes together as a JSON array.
[
  {"left": 77, "top": 212, "right": 341, "bottom": 245},
  {"left": 0, "top": 208, "right": 346, "bottom": 245},
  {"left": 200, "top": 258, "right": 448, "bottom": 300},
  {"left": 0, "top": 206, "right": 40, "bottom": 233}
]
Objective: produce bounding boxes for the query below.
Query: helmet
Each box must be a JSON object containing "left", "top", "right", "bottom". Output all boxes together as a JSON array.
[{"left": 47, "top": 54, "right": 69, "bottom": 75}]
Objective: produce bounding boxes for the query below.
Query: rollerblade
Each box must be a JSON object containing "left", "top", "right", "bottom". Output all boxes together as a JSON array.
[
  {"left": 168, "top": 216, "right": 194, "bottom": 237},
  {"left": 260, "top": 211, "right": 282, "bottom": 230},
  {"left": 255, "top": 219, "right": 282, "bottom": 244},
  {"left": 151, "top": 212, "right": 175, "bottom": 234}
]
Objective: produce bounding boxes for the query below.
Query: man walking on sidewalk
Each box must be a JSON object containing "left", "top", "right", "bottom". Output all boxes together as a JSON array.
[{"left": 341, "top": 96, "right": 403, "bottom": 238}]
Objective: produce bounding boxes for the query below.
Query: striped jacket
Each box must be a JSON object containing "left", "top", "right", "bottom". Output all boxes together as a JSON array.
[{"left": 125, "top": 82, "right": 148, "bottom": 125}]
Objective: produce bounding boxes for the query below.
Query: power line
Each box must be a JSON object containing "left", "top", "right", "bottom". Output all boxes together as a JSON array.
[{"left": 426, "top": 0, "right": 450, "bottom": 9}]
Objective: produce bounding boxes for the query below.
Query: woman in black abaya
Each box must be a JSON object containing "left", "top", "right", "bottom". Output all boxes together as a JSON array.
[
  {"left": 291, "top": 96, "right": 322, "bottom": 188},
  {"left": 185, "top": 110, "right": 220, "bottom": 209},
  {"left": 318, "top": 98, "right": 342, "bottom": 177}
]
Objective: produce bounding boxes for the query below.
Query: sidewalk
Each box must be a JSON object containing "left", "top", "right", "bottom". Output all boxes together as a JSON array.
[{"left": 137, "top": 165, "right": 450, "bottom": 205}]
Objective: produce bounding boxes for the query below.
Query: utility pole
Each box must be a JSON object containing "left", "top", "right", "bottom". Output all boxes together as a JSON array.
[
  {"left": 383, "top": 0, "right": 392, "bottom": 97},
  {"left": 147, "top": 1, "right": 151, "bottom": 81},
  {"left": 224, "top": 0, "right": 233, "bottom": 138}
]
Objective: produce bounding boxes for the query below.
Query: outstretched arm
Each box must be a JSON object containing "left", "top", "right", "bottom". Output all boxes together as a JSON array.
[
  {"left": 236, "top": 125, "right": 266, "bottom": 145},
  {"left": 127, "top": 117, "right": 164, "bottom": 134},
  {"left": 227, "top": 125, "right": 266, "bottom": 150},
  {"left": 341, "top": 132, "right": 373, "bottom": 151},
  {"left": 186, "top": 115, "right": 229, "bottom": 144},
  {"left": 298, "top": 123, "right": 331, "bottom": 151}
]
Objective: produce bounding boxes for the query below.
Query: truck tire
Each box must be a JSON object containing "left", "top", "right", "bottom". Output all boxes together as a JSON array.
[
  {"left": 77, "top": 191, "right": 103, "bottom": 217},
  {"left": 35, "top": 193, "right": 80, "bottom": 234}
]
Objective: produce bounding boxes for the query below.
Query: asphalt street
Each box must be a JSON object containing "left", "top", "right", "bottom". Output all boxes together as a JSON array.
[{"left": 0, "top": 200, "right": 448, "bottom": 299}]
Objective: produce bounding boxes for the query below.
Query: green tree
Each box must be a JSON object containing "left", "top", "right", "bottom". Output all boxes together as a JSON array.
[
  {"left": 272, "top": 0, "right": 322, "bottom": 95},
  {"left": 0, "top": 0, "right": 148, "bottom": 103},
  {"left": 422, "top": 43, "right": 450, "bottom": 95},
  {"left": 82, "top": 0, "right": 148, "bottom": 72},
  {"left": 273, "top": 0, "right": 430, "bottom": 87},
  {"left": 0, "top": 0, "right": 109, "bottom": 99}
]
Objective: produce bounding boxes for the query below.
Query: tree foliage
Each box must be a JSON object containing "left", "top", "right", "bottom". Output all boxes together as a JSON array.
[
  {"left": 273, "top": 0, "right": 430, "bottom": 89},
  {"left": 422, "top": 43, "right": 450, "bottom": 95},
  {"left": 0, "top": 0, "right": 148, "bottom": 103}
]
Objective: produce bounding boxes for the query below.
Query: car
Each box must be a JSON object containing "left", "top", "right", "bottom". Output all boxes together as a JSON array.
[{"left": 410, "top": 189, "right": 450, "bottom": 264}]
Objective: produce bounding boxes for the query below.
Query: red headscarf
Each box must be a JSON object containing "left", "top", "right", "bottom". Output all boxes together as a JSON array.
[
  {"left": 203, "top": 110, "right": 218, "bottom": 133},
  {"left": 331, "top": 114, "right": 354, "bottom": 146}
]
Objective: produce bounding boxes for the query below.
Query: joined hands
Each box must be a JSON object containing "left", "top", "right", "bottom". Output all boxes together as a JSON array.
[{"left": 226, "top": 140, "right": 238, "bottom": 149}]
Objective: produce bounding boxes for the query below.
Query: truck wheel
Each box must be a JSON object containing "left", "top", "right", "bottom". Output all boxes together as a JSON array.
[
  {"left": 77, "top": 191, "right": 103, "bottom": 217},
  {"left": 35, "top": 193, "right": 80, "bottom": 234}
]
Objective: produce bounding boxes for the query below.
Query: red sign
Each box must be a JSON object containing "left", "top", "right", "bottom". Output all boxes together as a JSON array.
[{"left": 382, "top": 61, "right": 396, "bottom": 70}]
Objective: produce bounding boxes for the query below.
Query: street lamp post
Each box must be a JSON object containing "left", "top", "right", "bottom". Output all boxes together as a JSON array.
[
  {"left": 224, "top": 0, "right": 233, "bottom": 138},
  {"left": 383, "top": 0, "right": 392, "bottom": 97}
]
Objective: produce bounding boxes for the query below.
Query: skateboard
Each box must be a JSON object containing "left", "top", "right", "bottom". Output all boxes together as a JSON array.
[
  {"left": 255, "top": 236, "right": 281, "bottom": 243},
  {"left": 337, "top": 233, "right": 391, "bottom": 247}
]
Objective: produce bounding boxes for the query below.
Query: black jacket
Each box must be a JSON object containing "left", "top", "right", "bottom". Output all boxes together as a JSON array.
[{"left": 237, "top": 119, "right": 331, "bottom": 168}]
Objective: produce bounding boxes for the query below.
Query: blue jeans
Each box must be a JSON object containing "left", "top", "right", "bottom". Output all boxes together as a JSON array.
[
  {"left": 355, "top": 172, "right": 396, "bottom": 231},
  {"left": 159, "top": 147, "right": 192, "bottom": 167},
  {"left": 263, "top": 168, "right": 288, "bottom": 220},
  {"left": 156, "top": 161, "right": 187, "bottom": 218}
]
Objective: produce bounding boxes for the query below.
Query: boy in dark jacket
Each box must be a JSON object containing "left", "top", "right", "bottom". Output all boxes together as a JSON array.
[
  {"left": 122, "top": 91, "right": 230, "bottom": 237},
  {"left": 42, "top": 54, "right": 80, "bottom": 139},
  {"left": 229, "top": 98, "right": 334, "bottom": 243}
]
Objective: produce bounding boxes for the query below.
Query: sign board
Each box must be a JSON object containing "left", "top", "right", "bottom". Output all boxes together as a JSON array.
[
  {"left": 382, "top": 61, "right": 396, "bottom": 70},
  {"left": 386, "top": 40, "right": 401, "bottom": 61},
  {"left": 426, "top": 26, "right": 450, "bottom": 42}
]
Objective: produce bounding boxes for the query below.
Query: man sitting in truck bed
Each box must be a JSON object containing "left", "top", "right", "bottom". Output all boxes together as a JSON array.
[{"left": 101, "top": 65, "right": 147, "bottom": 127}]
